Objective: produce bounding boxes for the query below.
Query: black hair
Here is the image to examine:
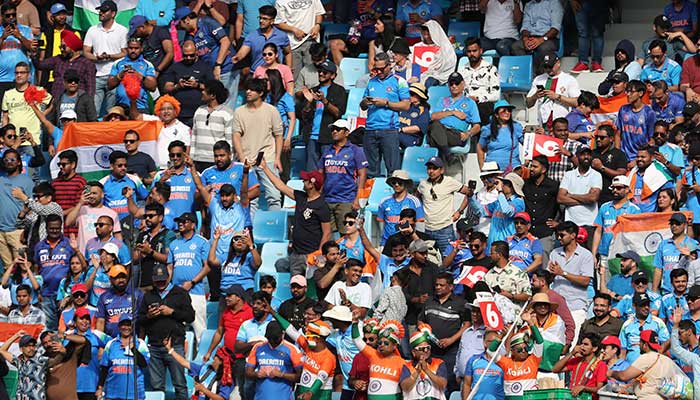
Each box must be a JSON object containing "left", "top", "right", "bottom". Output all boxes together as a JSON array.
[
  {"left": 58, "top": 150, "right": 78, "bottom": 164},
  {"left": 491, "top": 241, "right": 509, "bottom": 258},
  {"left": 153, "top": 181, "right": 171, "bottom": 201},
  {"left": 656, "top": 188, "right": 680, "bottom": 211},
  {"left": 556, "top": 221, "right": 579, "bottom": 235},
  {"left": 552, "top": 117, "right": 568, "bottom": 128},
  {"left": 15, "top": 284, "right": 31, "bottom": 296},
  {"left": 399, "top": 208, "right": 417, "bottom": 220},
  {"left": 45, "top": 214, "right": 63, "bottom": 226},
  {"left": 266, "top": 68, "right": 285, "bottom": 106},
  {"left": 309, "top": 43, "right": 327, "bottom": 61},
  {"left": 108, "top": 151, "right": 127, "bottom": 164},
  {"left": 1, "top": 124, "right": 15, "bottom": 135},
  {"left": 322, "top": 240, "right": 340, "bottom": 255},
  {"left": 145, "top": 202, "right": 165, "bottom": 216},
  {"left": 489, "top": 102, "right": 514, "bottom": 141},
  {"left": 124, "top": 129, "right": 140, "bottom": 141},
  {"left": 259, "top": 275, "right": 276, "bottom": 289},
  {"left": 680, "top": 319, "right": 697, "bottom": 334},
  {"left": 637, "top": 143, "right": 658, "bottom": 155},
  {"left": 671, "top": 268, "right": 689, "bottom": 279},
  {"left": 436, "top": 271, "right": 454, "bottom": 284},
  {"left": 464, "top": 36, "right": 480, "bottom": 48},
  {"left": 2, "top": 148, "right": 19, "bottom": 160},
  {"left": 213, "top": 140, "right": 231, "bottom": 153},
  {"left": 579, "top": 332, "right": 601, "bottom": 349},
  {"left": 345, "top": 258, "right": 364, "bottom": 269},
  {"left": 593, "top": 292, "right": 612, "bottom": 305},
  {"left": 344, "top": 211, "right": 359, "bottom": 220},
  {"left": 578, "top": 91, "right": 600, "bottom": 109},
  {"left": 87, "top": 181, "right": 103, "bottom": 191},
  {"left": 167, "top": 140, "right": 186, "bottom": 152},
  {"left": 654, "top": 120, "right": 669, "bottom": 131},
  {"left": 252, "top": 290, "right": 272, "bottom": 303},
  {"left": 246, "top": 78, "right": 268, "bottom": 96},
  {"left": 374, "top": 14, "right": 396, "bottom": 51},
  {"left": 203, "top": 79, "right": 229, "bottom": 104},
  {"left": 258, "top": 5, "right": 276, "bottom": 18},
  {"left": 532, "top": 268, "right": 554, "bottom": 285},
  {"left": 1, "top": 3, "right": 16, "bottom": 13},
  {"left": 648, "top": 39, "right": 667, "bottom": 53},
  {"left": 392, "top": 268, "right": 410, "bottom": 287},
  {"left": 627, "top": 79, "right": 646, "bottom": 93},
  {"left": 652, "top": 80, "right": 669, "bottom": 92},
  {"left": 531, "top": 155, "right": 549, "bottom": 170},
  {"left": 598, "top": 125, "right": 615, "bottom": 137},
  {"left": 470, "top": 231, "right": 487, "bottom": 243},
  {"left": 33, "top": 182, "right": 55, "bottom": 198}
]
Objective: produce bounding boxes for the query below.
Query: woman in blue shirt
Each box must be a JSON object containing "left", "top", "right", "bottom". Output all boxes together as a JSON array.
[
  {"left": 208, "top": 228, "right": 261, "bottom": 293},
  {"left": 477, "top": 100, "right": 524, "bottom": 172},
  {"left": 398, "top": 83, "right": 431, "bottom": 148},
  {"left": 57, "top": 253, "right": 94, "bottom": 308},
  {"left": 266, "top": 69, "right": 296, "bottom": 180},
  {"left": 1, "top": 255, "right": 42, "bottom": 305}
]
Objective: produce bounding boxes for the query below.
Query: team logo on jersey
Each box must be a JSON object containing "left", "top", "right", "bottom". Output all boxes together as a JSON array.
[
  {"left": 95, "top": 146, "right": 115, "bottom": 169},
  {"left": 416, "top": 378, "right": 432, "bottom": 396},
  {"left": 411, "top": 112, "right": 418, "bottom": 118},
  {"left": 386, "top": 87, "right": 393, "bottom": 92},
  {"left": 190, "top": 243, "right": 197, "bottom": 250},
  {"left": 420, "top": 10, "right": 427, "bottom": 17},
  {"left": 343, "top": 154, "right": 349, "bottom": 159},
  {"left": 231, "top": 172, "right": 238, "bottom": 180},
  {"left": 185, "top": 177, "right": 192, "bottom": 183},
  {"left": 369, "top": 381, "right": 382, "bottom": 392}
]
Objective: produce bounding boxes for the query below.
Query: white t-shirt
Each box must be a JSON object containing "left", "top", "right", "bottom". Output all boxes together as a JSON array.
[
  {"left": 559, "top": 167, "right": 602, "bottom": 226},
  {"left": 325, "top": 281, "right": 372, "bottom": 309},
  {"left": 275, "top": 0, "right": 325, "bottom": 49},
  {"left": 527, "top": 72, "right": 581, "bottom": 126},
  {"left": 144, "top": 114, "right": 192, "bottom": 168},
  {"left": 83, "top": 22, "right": 128, "bottom": 76},
  {"left": 484, "top": 0, "right": 521, "bottom": 40}
]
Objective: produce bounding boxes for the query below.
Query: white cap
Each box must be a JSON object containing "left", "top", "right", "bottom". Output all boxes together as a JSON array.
[
  {"left": 59, "top": 109, "right": 77, "bottom": 120},
  {"left": 611, "top": 175, "right": 631, "bottom": 187},
  {"left": 328, "top": 119, "right": 351, "bottom": 131},
  {"left": 99, "top": 242, "right": 120, "bottom": 259}
]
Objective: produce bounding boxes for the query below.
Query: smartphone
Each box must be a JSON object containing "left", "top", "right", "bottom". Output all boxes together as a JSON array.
[
  {"left": 37, "top": 39, "right": 44, "bottom": 47},
  {"left": 121, "top": 187, "right": 129, "bottom": 196},
  {"left": 19, "top": 127, "right": 27, "bottom": 136},
  {"left": 398, "top": 221, "right": 410, "bottom": 230},
  {"left": 468, "top": 180, "right": 477, "bottom": 189},
  {"left": 17, "top": 248, "right": 25, "bottom": 259},
  {"left": 340, "top": 249, "right": 347, "bottom": 258},
  {"left": 83, "top": 185, "right": 91, "bottom": 195},
  {"left": 166, "top": 160, "right": 174, "bottom": 169},
  {"left": 255, "top": 151, "right": 265, "bottom": 166},
  {"left": 536, "top": 85, "right": 545, "bottom": 91},
  {"left": 149, "top": 302, "right": 160, "bottom": 309}
]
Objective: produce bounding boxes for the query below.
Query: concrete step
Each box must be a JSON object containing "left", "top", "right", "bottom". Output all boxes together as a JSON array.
[
  {"left": 622, "top": 8, "right": 663, "bottom": 24},
  {"left": 606, "top": 23, "right": 652, "bottom": 41},
  {"left": 619, "top": 0, "right": 666, "bottom": 10}
]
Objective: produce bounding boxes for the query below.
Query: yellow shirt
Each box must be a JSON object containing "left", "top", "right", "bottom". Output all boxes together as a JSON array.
[{"left": 1, "top": 87, "right": 52, "bottom": 144}]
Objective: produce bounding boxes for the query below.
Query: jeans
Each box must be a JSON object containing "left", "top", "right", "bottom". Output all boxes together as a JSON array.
[
  {"left": 426, "top": 224, "right": 455, "bottom": 255},
  {"left": 399, "top": 133, "right": 421, "bottom": 148},
  {"left": 94, "top": 76, "right": 116, "bottom": 117},
  {"left": 41, "top": 295, "right": 59, "bottom": 330},
  {"left": 254, "top": 163, "right": 281, "bottom": 210},
  {"left": 148, "top": 343, "right": 187, "bottom": 400},
  {"left": 575, "top": 0, "right": 607, "bottom": 63},
  {"left": 363, "top": 129, "right": 401, "bottom": 177},
  {"left": 480, "top": 37, "right": 516, "bottom": 56},
  {"left": 220, "top": 69, "right": 241, "bottom": 110}
]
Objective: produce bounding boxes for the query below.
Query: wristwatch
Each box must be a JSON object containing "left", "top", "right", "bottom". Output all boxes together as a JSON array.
[
  {"left": 562, "top": 271, "right": 569, "bottom": 277},
  {"left": 543, "top": 36, "right": 549, "bottom": 41}
]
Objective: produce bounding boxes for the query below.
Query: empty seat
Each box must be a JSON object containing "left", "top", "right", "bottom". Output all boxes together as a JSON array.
[
  {"left": 401, "top": 147, "right": 438, "bottom": 183},
  {"left": 344, "top": 87, "right": 366, "bottom": 118},
  {"left": 339, "top": 57, "right": 369, "bottom": 89},
  {"left": 253, "top": 210, "right": 289, "bottom": 245},
  {"left": 366, "top": 177, "right": 391, "bottom": 214}
]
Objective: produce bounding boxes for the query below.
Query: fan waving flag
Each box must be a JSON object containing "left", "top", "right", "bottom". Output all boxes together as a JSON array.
[
  {"left": 0, "top": 323, "right": 43, "bottom": 356},
  {"left": 456, "top": 265, "right": 488, "bottom": 287},
  {"left": 591, "top": 92, "right": 651, "bottom": 125},
  {"left": 72, "top": 0, "right": 138, "bottom": 31},
  {"left": 49, "top": 120, "right": 163, "bottom": 180}
]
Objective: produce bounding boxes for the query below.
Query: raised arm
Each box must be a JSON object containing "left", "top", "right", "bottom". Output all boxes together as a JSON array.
[{"left": 259, "top": 157, "right": 295, "bottom": 199}]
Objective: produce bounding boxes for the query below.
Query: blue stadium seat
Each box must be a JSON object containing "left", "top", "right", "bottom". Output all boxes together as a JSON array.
[
  {"left": 401, "top": 147, "right": 438, "bottom": 183},
  {"left": 340, "top": 57, "right": 369, "bottom": 89},
  {"left": 557, "top": 32, "right": 565, "bottom": 58},
  {"left": 185, "top": 331, "right": 194, "bottom": 361},
  {"left": 276, "top": 273, "right": 292, "bottom": 301},
  {"left": 145, "top": 392, "right": 165, "bottom": 400},
  {"left": 291, "top": 145, "right": 306, "bottom": 179},
  {"left": 457, "top": 55, "right": 494, "bottom": 71},
  {"left": 323, "top": 23, "right": 350, "bottom": 43},
  {"left": 449, "top": 391, "right": 461, "bottom": 400},
  {"left": 283, "top": 179, "right": 305, "bottom": 212},
  {"left": 366, "top": 177, "right": 391, "bottom": 214},
  {"left": 499, "top": 55, "right": 533, "bottom": 92},
  {"left": 344, "top": 87, "right": 365, "bottom": 118},
  {"left": 206, "top": 301, "right": 220, "bottom": 330},
  {"left": 253, "top": 210, "right": 288, "bottom": 245},
  {"left": 195, "top": 329, "right": 218, "bottom": 362},
  {"left": 427, "top": 85, "right": 450, "bottom": 112},
  {"left": 259, "top": 241, "right": 289, "bottom": 276}
]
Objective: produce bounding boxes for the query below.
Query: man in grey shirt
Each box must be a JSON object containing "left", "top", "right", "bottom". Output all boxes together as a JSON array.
[
  {"left": 549, "top": 220, "right": 594, "bottom": 345},
  {"left": 294, "top": 42, "right": 344, "bottom": 95}
]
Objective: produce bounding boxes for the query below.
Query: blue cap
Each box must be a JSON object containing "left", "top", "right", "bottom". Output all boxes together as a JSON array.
[
  {"left": 425, "top": 156, "right": 444, "bottom": 168},
  {"left": 118, "top": 313, "right": 133, "bottom": 324},
  {"left": 50, "top": 3, "right": 67, "bottom": 14},
  {"left": 174, "top": 6, "right": 193, "bottom": 22},
  {"left": 493, "top": 99, "right": 515, "bottom": 111},
  {"left": 128, "top": 15, "right": 148, "bottom": 37}
]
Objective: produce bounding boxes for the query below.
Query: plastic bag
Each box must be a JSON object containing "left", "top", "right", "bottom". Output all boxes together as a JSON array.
[{"left": 657, "top": 364, "right": 693, "bottom": 400}]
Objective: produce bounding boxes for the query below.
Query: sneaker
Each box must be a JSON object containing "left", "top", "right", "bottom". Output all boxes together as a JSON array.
[
  {"left": 570, "top": 62, "right": 589, "bottom": 73},
  {"left": 591, "top": 62, "right": 604, "bottom": 72}
]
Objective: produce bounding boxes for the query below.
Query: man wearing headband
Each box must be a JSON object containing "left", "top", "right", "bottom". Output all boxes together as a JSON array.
[
  {"left": 349, "top": 317, "right": 380, "bottom": 400},
  {"left": 399, "top": 324, "right": 447, "bottom": 400},
  {"left": 352, "top": 317, "right": 406, "bottom": 399}
]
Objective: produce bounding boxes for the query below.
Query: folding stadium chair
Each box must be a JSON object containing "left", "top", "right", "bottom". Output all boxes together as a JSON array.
[
  {"left": 401, "top": 147, "right": 438, "bottom": 183},
  {"left": 252, "top": 210, "right": 288, "bottom": 245},
  {"left": 340, "top": 57, "right": 369, "bottom": 89}
]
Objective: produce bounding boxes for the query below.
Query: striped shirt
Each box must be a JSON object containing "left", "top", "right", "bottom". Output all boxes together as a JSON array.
[
  {"left": 191, "top": 104, "right": 234, "bottom": 163},
  {"left": 51, "top": 174, "right": 86, "bottom": 236}
]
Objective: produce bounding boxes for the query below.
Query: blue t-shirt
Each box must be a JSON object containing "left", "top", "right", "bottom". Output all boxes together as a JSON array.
[
  {"left": 201, "top": 161, "right": 259, "bottom": 195},
  {"left": 244, "top": 26, "right": 289, "bottom": 71},
  {"left": 245, "top": 341, "right": 301, "bottom": 400},
  {"left": 34, "top": 236, "right": 75, "bottom": 297},
  {"left": 478, "top": 122, "right": 524, "bottom": 171},
  {"left": 0, "top": 24, "right": 32, "bottom": 82},
  {"left": 101, "top": 336, "right": 150, "bottom": 400},
  {"left": 85, "top": 236, "right": 132, "bottom": 266},
  {"left": 89, "top": 266, "right": 111, "bottom": 307},
  {"left": 96, "top": 288, "right": 143, "bottom": 338},
  {"left": 606, "top": 274, "right": 634, "bottom": 307},
  {"left": 321, "top": 143, "right": 369, "bottom": 203},
  {"left": 221, "top": 252, "right": 256, "bottom": 290},
  {"left": 615, "top": 104, "right": 656, "bottom": 160},
  {"left": 377, "top": 194, "right": 424, "bottom": 244},
  {"left": 593, "top": 200, "right": 641, "bottom": 255},
  {"left": 397, "top": 0, "right": 443, "bottom": 38},
  {"left": 326, "top": 326, "right": 360, "bottom": 390},
  {"left": 0, "top": 173, "right": 33, "bottom": 231},
  {"left": 665, "top": 1, "right": 697, "bottom": 33},
  {"left": 632, "top": 170, "right": 674, "bottom": 213},
  {"left": 185, "top": 17, "right": 234, "bottom": 73},
  {"left": 378, "top": 255, "right": 411, "bottom": 288},
  {"left": 659, "top": 292, "right": 689, "bottom": 327},
  {"left": 237, "top": 314, "right": 274, "bottom": 342},
  {"left": 482, "top": 194, "right": 525, "bottom": 248},
  {"left": 109, "top": 55, "right": 156, "bottom": 110},
  {"left": 7, "top": 275, "right": 43, "bottom": 305},
  {"left": 640, "top": 58, "right": 682, "bottom": 86},
  {"left": 208, "top": 198, "right": 251, "bottom": 262},
  {"left": 398, "top": 103, "right": 430, "bottom": 138},
  {"left": 507, "top": 233, "right": 543, "bottom": 271},
  {"left": 311, "top": 86, "right": 329, "bottom": 140},
  {"left": 682, "top": 167, "right": 700, "bottom": 223},
  {"left": 272, "top": 93, "right": 295, "bottom": 138},
  {"left": 654, "top": 236, "right": 699, "bottom": 294},
  {"left": 166, "top": 234, "right": 210, "bottom": 295},
  {"left": 154, "top": 168, "right": 198, "bottom": 220},
  {"left": 464, "top": 353, "right": 505, "bottom": 400},
  {"left": 77, "top": 329, "right": 110, "bottom": 393},
  {"left": 435, "top": 95, "right": 480, "bottom": 133},
  {"left": 188, "top": 361, "right": 234, "bottom": 400},
  {"left": 659, "top": 142, "right": 685, "bottom": 177},
  {"left": 56, "top": 269, "right": 93, "bottom": 301},
  {"left": 393, "top": 62, "right": 423, "bottom": 82},
  {"left": 99, "top": 173, "right": 149, "bottom": 222},
  {"left": 614, "top": 290, "right": 662, "bottom": 319},
  {"left": 565, "top": 108, "right": 595, "bottom": 142},
  {"left": 620, "top": 314, "right": 670, "bottom": 363},
  {"left": 364, "top": 74, "right": 410, "bottom": 130},
  {"left": 652, "top": 92, "right": 685, "bottom": 125}
]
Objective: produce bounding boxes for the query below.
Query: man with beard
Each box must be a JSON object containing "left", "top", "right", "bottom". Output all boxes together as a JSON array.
[
  {"left": 39, "top": 328, "right": 88, "bottom": 400},
  {"left": 0, "top": 332, "right": 45, "bottom": 400},
  {"left": 37, "top": 30, "right": 96, "bottom": 100},
  {"left": 619, "top": 292, "right": 670, "bottom": 362},
  {"left": 598, "top": 38, "right": 639, "bottom": 95},
  {"left": 654, "top": 213, "right": 699, "bottom": 293},
  {"left": 99, "top": 151, "right": 149, "bottom": 222},
  {"left": 154, "top": 142, "right": 197, "bottom": 220},
  {"left": 659, "top": 269, "right": 691, "bottom": 327},
  {"left": 107, "top": 37, "right": 158, "bottom": 113},
  {"left": 507, "top": 212, "right": 543, "bottom": 273},
  {"left": 629, "top": 144, "right": 675, "bottom": 213},
  {"left": 592, "top": 175, "right": 640, "bottom": 274},
  {"left": 652, "top": 121, "right": 684, "bottom": 178},
  {"left": 557, "top": 146, "right": 602, "bottom": 246},
  {"left": 236, "top": 291, "right": 275, "bottom": 400},
  {"left": 132, "top": 203, "right": 176, "bottom": 289},
  {"left": 37, "top": 3, "right": 83, "bottom": 92},
  {"left": 547, "top": 118, "right": 582, "bottom": 183},
  {"left": 591, "top": 125, "right": 628, "bottom": 205},
  {"left": 162, "top": 41, "right": 214, "bottom": 127},
  {"left": 523, "top": 156, "right": 560, "bottom": 264},
  {"left": 278, "top": 275, "right": 315, "bottom": 331},
  {"left": 552, "top": 333, "right": 608, "bottom": 397},
  {"left": 99, "top": 314, "right": 150, "bottom": 400},
  {"left": 65, "top": 181, "right": 123, "bottom": 252},
  {"left": 201, "top": 140, "right": 260, "bottom": 197},
  {"left": 127, "top": 15, "right": 174, "bottom": 80},
  {"left": 531, "top": 269, "right": 575, "bottom": 349},
  {"left": 401, "top": 239, "right": 440, "bottom": 335},
  {"left": 579, "top": 292, "right": 624, "bottom": 340},
  {"left": 138, "top": 264, "right": 195, "bottom": 400},
  {"left": 603, "top": 250, "right": 645, "bottom": 307},
  {"left": 95, "top": 264, "right": 143, "bottom": 338},
  {"left": 456, "top": 37, "right": 500, "bottom": 124},
  {"left": 51, "top": 150, "right": 87, "bottom": 236},
  {"left": 0, "top": 149, "right": 34, "bottom": 266},
  {"left": 245, "top": 321, "right": 302, "bottom": 400}
]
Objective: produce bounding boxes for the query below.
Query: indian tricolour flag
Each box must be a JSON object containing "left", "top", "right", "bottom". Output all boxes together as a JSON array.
[
  {"left": 50, "top": 120, "right": 162, "bottom": 181},
  {"left": 608, "top": 210, "right": 693, "bottom": 276},
  {"left": 0, "top": 323, "right": 44, "bottom": 356},
  {"left": 591, "top": 92, "right": 651, "bottom": 125},
  {"left": 72, "top": 0, "right": 139, "bottom": 32}
]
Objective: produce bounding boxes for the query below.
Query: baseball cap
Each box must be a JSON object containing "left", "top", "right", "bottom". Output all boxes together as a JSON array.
[
  {"left": 653, "top": 14, "right": 672, "bottom": 30},
  {"left": 96, "top": 0, "right": 118, "bottom": 12},
  {"left": 425, "top": 156, "right": 444, "bottom": 168},
  {"left": 683, "top": 102, "right": 700, "bottom": 118},
  {"left": 670, "top": 212, "right": 688, "bottom": 224},
  {"left": 71, "top": 283, "right": 88, "bottom": 295},
  {"left": 447, "top": 72, "right": 464, "bottom": 85},
  {"left": 610, "top": 175, "right": 630, "bottom": 188},
  {"left": 152, "top": 264, "right": 169, "bottom": 282},
  {"left": 687, "top": 285, "right": 700, "bottom": 300},
  {"left": 601, "top": 335, "right": 622, "bottom": 348},
  {"left": 50, "top": 3, "right": 68, "bottom": 15},
  {"left": 610, "top": 71, "right": 629, "bottom": 83},
  {"left": 74, "top": 307, "right": 91, "bottom": 319},
  {"left": 175, "top": 212, "right": 197, "bottom": 223},
  {"left": 631, "top": 270, "right": 648, "bottom": 283},
  {"left": 317, "top": 59, "right": 337, "bottom": 74},
  {"left": 576, "top": 145, "right": 592, "bottom": 155},
  {"left": 300, "top": 170, "right": 323, "bottom": 190},
  {"left": 616, "top": 250, "right": 641, "bottom": 266},
  {"left": 328, "top": 119, "right": 350, "bottom": 131},
  {"left": 640, "top": 330, "right": 661, "bottom": 351},
  {"left": 633, "top": 292, "right": 651, "bottom": 306},
  {"left": 408, "top": 239, "right": 429, "bottom": 253},
  {"left": 107, "top": 264, "right": 129, "bottom": 278},
  {"left": 60, "top": 109, "right": 77, "bottom": 120},
  {"left": 100, "top": 242, "right": 120, "bottom": 260},
  {"left": 128, "top": 15, "right": 148, "bottom": 37},
  {"left": 174, "top": 6, "right": 194, "bottom": 22},
  {"left": 224, "top": 284, "right": 246, "bottom": 298},
  {"left": 542, "top": 52, "right": 559, "bottom": 68},
  {"left": 290, "top": 275, "right": 307, "bottom": 287},
  {"left": 118, "top": 313, "right": 133, "bottom": 325},
  {"left": 513, "top": 212, "right": 531, "bottom": 223},
  {"left": 19, "top": 335, "right": 36, "bottom": 347}
]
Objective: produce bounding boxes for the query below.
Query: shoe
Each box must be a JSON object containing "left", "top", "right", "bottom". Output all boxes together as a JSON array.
[
  {"left": 591, "top": 62, "right": 604, "bottom": 72},
  {"left": 570, "top": 62, "right": 589, "bottom": 73}
]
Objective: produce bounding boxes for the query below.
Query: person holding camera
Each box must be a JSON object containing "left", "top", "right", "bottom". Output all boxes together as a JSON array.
[{"left": 138, "top": 264, "right": 195, "bottom": 400}]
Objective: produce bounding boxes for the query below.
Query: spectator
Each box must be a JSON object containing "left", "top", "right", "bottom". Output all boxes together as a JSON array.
[
  {"left": 70, "top": 306, "right": 108, "bottom": 399},
  {"left": 42, "top": 70, "right": 97, "bottom": 140},
  {"left": 311, "top": 242, "right": 346, "bottom": 300},
  {"left": 377, "top": 170, "right": 424, "bottom": 246},
  {"left": 665, "top": 0, "right": 698, "bottom": 37},
  {"left": 652, "top": 81, "right": 686, "bottom": 132},
  {"left": 454, "top": 300, "right": 485, "bottom": 380},
  {"left": 401, "top": 239, "right": 440, "bottom": 333},
  {"left": 58, "top": 283, "right": 96, "bottom": 332},
  {"left": 7, "top": 284, "right": 45, "bottom": 325},
  {"left": 681, "top": 37, "right": 700, "bottom": 102},
  {"left": 15, "top": 183, "right": 63, "bottom": 250},
  {"left": 462, "top": 231, "right": 497, "bottom": 272},
  {"left": 138, "top": 264, "right": 195, "bottom": 400},
  {"left": 95, "top": 264, "right": 143, "bottom": 338},
  {"left": 232, "top": 78, "right": 283, "bottom": 210},
  {"left": 207, "top": 227, "right": 260, "bottom": 296},
  {"left": 41, "top": 328, "right": 89, "bottom": 400},
  {"left": 99, "top": 150, "right": 149, "bottom": 222},
  {"left": 373, "top": 267, "right": 408, "bottom": 323},
  {"left": 154, "top": 141, "right": 197, "bottom": 219},
  {"left": 51, "top": 150, "right": 87, "bottom": 236},
  {"left": 175, "top": 6, "right": 237, "bottom": 108},
  {"left": 653, "top": 121, "right": 684, "bottom": 178},
  {"left": 82, "top": 0, "right": 127, "bottom": 115},
  {"left": 526, "top": 54, "right": 581, "bottom": 132},
  {"left": 127, "top": 15, "right": 174, "bottom": 79},
  {"left": 108, "top": 37, "right": 158, "bottom": 113},
  {"left": 278, "top": 276, "right": 315, "bottom": 331},
  {"left": 659, "top": 270, "right": 691, "bottom": 327},
  {"left": 600, "top": 250, "right": 639, "bottom": 307},
  {"left": 274, "top": 0, "right": 324, "bottom": 80},
  {"left": 531, "top": 269, "right": 576, "bottom": 348},
  {"left": 473, "top": 164, "right": 500, "bottom": 235},
  {"left": 523, "top": 156, "right": 560, "bottom": 259},
  {"left": 398, "top": 83, "right": 430, "bottom": 148},
  {"left": 613, "top": 270, "right": 662, "bottom": 319},
  {"left": 1, "top": 255, "right": 42, "bottom": 307},
  {"left": 483, "top": 240, "right": 531, "bottom": 305},
  {"left": 131, "top": 95, "right": 191, "bottom": 170},
  {"left": 416, "top": 21, "right": 457, "bottom": 87},
  {"left": 477, "top": 173, "right": 526, "bottom": 247},
  {"left": 395, "top": 0, "right": 443, "bottom": 40},
  {"left": 461, "top": 330, "right": 504, "bottom": 400},
  {"left": 99, "top": 314, "right": 150, "bottom": 400},
  {"left": 599, "top": 50, "right": 638, "bottom": 96},
  {"left": 191, "top": 82, "right": 235, "bottom": 170},
  {"left": 641, "top": 40, "right": 682, "bottom": 91},
  {"left": 566, "top": 91, "right": 599, "bottom": 142},
  {"left": 381, "top": 208, "right": 432, "bottom": 257},
  {"left": 252, "top": 43, "right": 294, "bottom": 94},
  {"left": 123, "top": 130, "right": 157, "bottom": 187},
  {"left": 0, "top": 124, "right": 45, "bottom": 179},
  {"left": 479, "top": 0, "right": 522, "bottom": 56},
  {"left": 236, "top": 291, "right": 274, "bottom": 399},
  {"left": 400, "top": 325, "right": 449, "bottom": 398},
  {"left": 592, "top": 176, "right": 640, "bottom": 271},
  {"left": 0, "top": 3, "right": 33, "bottom": 106},
  {"left": 511, "top": 0, "right": 563, "bottom": 68},
  {"left": 570, "top": 0, "right": 607, "bottom": 73},
  {"left": 549, "top": 221, "right": 595, "bottom": 340},
  {"left": 36, "top": 3, "right": 81, "bottom": 90},
  {"left": 654, "top": 213, "right": 699, "bottom": 294},
  {"left": 551, "top": 333, "right": 608, "bottom": 396},
  {"left": 557, "top": 146, "right": 602, "bottom": 241},
  {"left": 620, "top": 293, "right": 670, "bottom": 362},
  {"left": 639, "top": 15, "right": 689, "bottom": 65},
  {"left": 547, "top": 118, "right": 582, "bottom": 182},
  {"left": 294, "top": 43, "right": 345, "bottom": 94},
  {"left": 345, "top": 316, "right": 375, "bottom": 400},
  {"left": 390, "top": 38, "right": 421, "bottom": 84},
  {"left": 37, "top": 31, "right": 96, "bottom": 100},
  {"left": 600, "top": 336, "right": 632, "bottom": 387},
  {"left": 629, "top": 145, "right": 673, "bottom": 212},
  {"left": 325, "top": 259, "right": 373, "bottom": 318},
  {"left": 0, "top": 333, "right": 47, "bottom": 400},
  {"left": 64, "top": 181, "right": 122, "bottom": 254},
  {"left": 233, "top": 6, "right": 291, "bottom": 74},
  {"left": 579, "top": 292, "right": 624, "bottom": 340},
  {"left": 507, "top": 212, "right": 543, "bottom": 273},
  {"left": 528, "top": 292, "right": 566, "bottom": 372},
  {"left": 360, "top": 52, "right": 410, "bottom": 177},
  {"left": 299, "top": 60, "right": 347, "bottom": 170},
  {"left": 671, "top": 307, "right": 700, "bottom": 393},
  {"left": 132, "top": 203, "right": 175, "bottom": 288},
  {"left": 591, "top": 125, "right": 629, "bottom": 204},
  {"left": 0, "top": 149, "right": 33, "bottom": 266},
  {"left": 161, "top": 41, "right": 214, "bottom": 127},
  {"left": 477, "top": 100, "right": 522, "bottom": 171}
]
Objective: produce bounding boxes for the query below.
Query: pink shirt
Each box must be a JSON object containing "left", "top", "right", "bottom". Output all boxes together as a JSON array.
[
  {"left": 77, "top": 205, "right": 122, "bottom": 253},
  {"left": 253, "top": 64, "right": 294, "bottom": 93}
]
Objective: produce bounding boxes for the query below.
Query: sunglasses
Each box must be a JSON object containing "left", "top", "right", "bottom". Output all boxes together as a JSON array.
[
  {"left": 66, "top": 79, "right": 79, "bottom": 84},
  {"left": 413, "top": 346, "right": 430, "bottom": 352},
  {"left": 653, "top": 131, "right": 666, "bottom": 137},
  {"left": 610, "top": 186, "right": 626, "bottom": 191},
  {"left": 448, "top": 81, "right": 462, "bottom": 86},
  {"left": 58, "top": 162, "right": 71, "bottom": 167},
  {"left": 4, "top": 13, "right": 16, "bottom": 17},
  {"left": 262, "top": 52, "right": 275, "bottom": 57},
  {"left": 205, "top": 113, "right": 211, "bottom": 126},
  {"left": 371, "top": 65, "right": 388, "bottom": 73},
  {"left": 73, "top": 292, "right": 86, "bottom": 298},
  {"left": 378, "top": 339, "right": 392, "bottom": 346},
  {"left": 124, "top": 139, "right": 137, "bottom": 144},
  {"left": 169, "top": 152, "right": 183, "bottom": 158},
  {"left": 4, "top": 134, "right": 16, "bottom": 140},
  {"left": 363, "top": 336, "right": 376, "bottom": 343},
  {"left": 513, "top": 346, "right": 527, "bottom": 353},
  {"left": 343, "top": 220, "right": 355, "bottom": 226},
  {"left": 650, "top": 54, "right": 664, "bottom": 59},
  {"left": 469, "top": 243, "right": 481, "bottom": 249},
  {"left": 3, "top": 157, "right": 17, "bottom": 162},
  {"left": 144, "top": 214, "right": 158, "bottom": 219},
  {"left": 232, "top": 236, "right": 244, "bottom": 241},
  {"left": 94, "top": 222, "right": 112, "bottom": 228},
  {"left": 33, "top": 194, "right": 47, "bottom": 200},
  {"left": 182, "top": 53, "right": 196, "bottom": 59},
  {"left": 693, "top": 156, "right": 700, "bottom": 161}
]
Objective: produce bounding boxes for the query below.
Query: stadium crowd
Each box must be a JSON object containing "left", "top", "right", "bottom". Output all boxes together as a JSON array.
[{"left": 6, "top": 0, "right": 700, "bottom": 400}]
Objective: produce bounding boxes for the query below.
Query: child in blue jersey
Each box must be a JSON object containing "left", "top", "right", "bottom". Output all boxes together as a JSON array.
[
  {"left": 260, "top": 275, "right": 282, "bottom": 311},
  {"left": 615, "top": 80, "right": 656, "bottom": 161},
  {"left": 1, "top": 255, "right": 42, "bottom": 306},
  {"left": 208, "top": 227, "right": 261, "bottom": 292},
  {"left": 99, "top": 314, "right": 150, "bottom": 400}
]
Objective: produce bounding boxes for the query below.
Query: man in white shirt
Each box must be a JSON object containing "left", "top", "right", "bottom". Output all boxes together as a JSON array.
[
  {"left": 526, "top": 52, "right": 581, "bottom": 132},
  {"left": 82, "top": 0, "right": 128, "bottom": 116},
  {"left": 324, "top": 258, "right": 372, "bottom": 319},
  {"left": 481, "top": 0, "right": 522, "bottom": 56},
  {"left": 274, "top": 0, "right": 325, "bottom": 81},
  {"left": 130, "top": 94, "right": 191, "bottom": 168}
]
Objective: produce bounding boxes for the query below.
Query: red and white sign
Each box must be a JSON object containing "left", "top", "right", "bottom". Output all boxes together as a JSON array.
[
  {"left": 522, "top": 132, "right": 564, "bottom": 162},
  {"left": 456, "top": 265, "right": 487, "bottom": 288},
  {"left": 476, "top": 292, "right": 504, "bottom": 331},
  {"left": 412, "top": 45, "right": 440, "bottom": 73}
]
